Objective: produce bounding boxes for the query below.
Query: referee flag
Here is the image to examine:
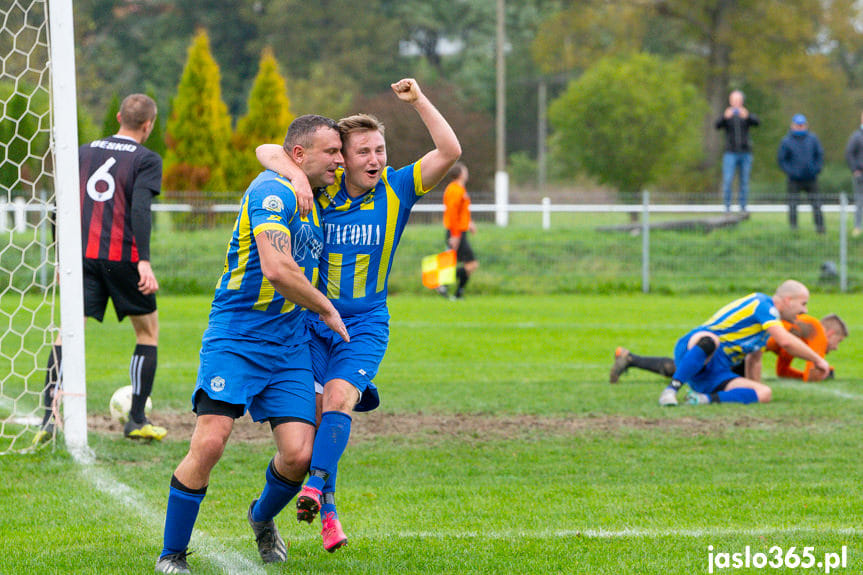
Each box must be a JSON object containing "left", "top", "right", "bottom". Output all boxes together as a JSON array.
[{"left": 421, "top": 250, "right": 457, "bottom": 289}]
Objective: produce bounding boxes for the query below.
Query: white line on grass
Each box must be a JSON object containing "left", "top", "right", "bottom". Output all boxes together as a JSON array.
[
  {"left": 0, "top": 396, "right": 43, "bottom": 425},
  {"left": 780, "top": 381, "right": 863, "bottom": 401},
  {"left": 392, "top": 320, "right": 692, "bottom": 330},
  {"left": 73, "top": 450, "right": 263, "bottom": 574},
  {"left": 377, "top": 525, "right": 859, "bottom": 540}
]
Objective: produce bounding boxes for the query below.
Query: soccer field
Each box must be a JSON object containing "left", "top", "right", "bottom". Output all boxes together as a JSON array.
[{"left": 3, "top": 293, "right": 863, "bottom": 574}]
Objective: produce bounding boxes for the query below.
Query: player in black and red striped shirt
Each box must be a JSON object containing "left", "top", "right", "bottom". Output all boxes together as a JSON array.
[{"left": 36, "top": 93, "right": 166, "bottom": 443}]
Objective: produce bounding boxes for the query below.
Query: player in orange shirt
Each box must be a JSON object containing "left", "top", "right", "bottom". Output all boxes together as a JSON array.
[
  {"left": 440, "top": 162, "right": 478, "bottom": 299},
  {"left": 765, "top": 313, "right": 847, "bottom": 381},
  {"left": 611, "top": 313, "right": 846, "bottom": 384}
]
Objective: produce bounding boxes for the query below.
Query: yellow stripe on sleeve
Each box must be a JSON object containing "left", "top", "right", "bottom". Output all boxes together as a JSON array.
[
  {"left": 252, "top": 222, "right": 291, "bottom": 236},
  {"left": 413, "top": 160, "right": 432, "bottom": 196},
  {"left": 354, "top": 254, "right": 370, "bottom": 299},
  {"left": 327, "top": 253, "right": 343, "bottom": 299}
]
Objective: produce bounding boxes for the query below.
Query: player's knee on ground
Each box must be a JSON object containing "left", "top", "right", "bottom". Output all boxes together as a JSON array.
[{"left": 755, "top": 385, "right": 772, "bottom": 403}]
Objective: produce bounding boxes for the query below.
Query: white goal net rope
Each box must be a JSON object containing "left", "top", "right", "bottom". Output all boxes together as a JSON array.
[{"left": 0, "top": 0, "right": 60, "bottom": 453}]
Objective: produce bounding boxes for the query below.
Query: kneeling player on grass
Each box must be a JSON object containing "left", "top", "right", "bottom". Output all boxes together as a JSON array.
[
  {"left": 610, "top": 280, "right": 830, "bottom": 407},
  {"left": 155, "top": 116, "right": 348, "bottom": 574},
  {"left": 610, "top": 312, "right": 847, "bottom": 386}
]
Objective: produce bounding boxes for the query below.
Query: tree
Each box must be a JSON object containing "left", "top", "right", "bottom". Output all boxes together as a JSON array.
[
  {"left": 533, "top": 0, "right": 845, "bottom": 176},
  {"left": 163, "top": 29, "right": 232, "bottom": 193},
  {"left": 256, "top": 0, "right": 404, "bottom": 96},
  {"left": 0, "top": 82, "right": 49, "bottom": 196},
  {"left": 549, "top": 53, "right": 704, "bottom": 201},
  {"left": 145, "top": 90, "right": 167, "bottom": 159},
  {"left": 100, "top": 93, "right": 120, "bottom": 138},
  {"left": 229, "top": 48, "right": 295, "bottom": 191},
  {"left": 353, "top": 80, "right": 494, "bottom": 192}
]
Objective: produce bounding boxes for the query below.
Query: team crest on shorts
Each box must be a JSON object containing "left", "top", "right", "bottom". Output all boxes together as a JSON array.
[
  {"left": 262, "top": 195, "right": 284, "bottom": 213},
  {"left": 210, "top": 376, "right": 226, "bottom": 392}
]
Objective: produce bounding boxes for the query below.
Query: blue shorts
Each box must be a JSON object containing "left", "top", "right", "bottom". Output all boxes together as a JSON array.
[
  {"left": 307, "top": 313, "right": 388, "bottom": 412},
  {"left": 673, "top": 329, "right": 740, "bottom": 394},
  {"left": 193, "top": 328, "right": 316, "bottom": 425}
]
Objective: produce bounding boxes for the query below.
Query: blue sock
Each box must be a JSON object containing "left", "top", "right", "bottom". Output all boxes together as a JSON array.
[
  {"left": 307, "top": 411, "right": 352, "bottom": 492},
  {"left": 321, "top": 468, "right": 338, "bottom": 522},
  {"left": 716, "top": 388, "right": 759, "bottom": 404},
  {"left": 161, "top": 476, "right": 206, "bottom": 557},
  {"left": 252, "top": 459, "right": 302, "bottom": 522},
  {"left": 671, "top": 345, "right": 709, "bottom": 384},
  {"left": 321, "top": 492, "right": 338, "bottom": 522}
]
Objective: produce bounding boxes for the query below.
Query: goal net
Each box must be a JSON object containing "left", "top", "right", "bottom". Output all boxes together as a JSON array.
[{"left": 0, "top": 0, "right": 86, "bottom": 454}]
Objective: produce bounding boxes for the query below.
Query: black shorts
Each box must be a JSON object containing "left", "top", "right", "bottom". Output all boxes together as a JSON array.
[
  {"left": 83, "top": 259, "right": 157, "bottom": 322},
  {"left": 446, "top": 230, "right": 476, "bottom": 264},
  {"left": 192, "top": 389, "right": 309, "bottom": 430}
]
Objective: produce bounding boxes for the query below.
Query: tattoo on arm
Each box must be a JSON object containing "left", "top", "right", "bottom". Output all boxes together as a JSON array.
[{"left": 264, "top": 230, "right": 292, "bottom": 256}]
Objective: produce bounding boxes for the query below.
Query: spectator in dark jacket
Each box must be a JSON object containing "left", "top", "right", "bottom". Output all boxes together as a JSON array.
[
  {"left": 716, "top": 90, "right": 760, "bottom": 213},
  {"left": 778, "top": 114, "right": 825, "bottom": 233},
  {"left": 844, "top": 111, "right": 863, "bottom": 237}
]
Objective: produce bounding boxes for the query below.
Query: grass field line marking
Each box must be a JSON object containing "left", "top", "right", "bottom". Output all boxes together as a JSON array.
[
  {"left": 74, "top": 457, "right": 264, "bottom": 574},
  {"left": 0, "top": 395, "right": 42, "bottom": 425},
  {"left": 384, "top": 525, "right": 859, "bottom": 539},
  {"left": 781, "top": 381, "right": 863, "bottom": 401},
  {"left": 393, "top": 320, "right": 691, "bottom": 330}
]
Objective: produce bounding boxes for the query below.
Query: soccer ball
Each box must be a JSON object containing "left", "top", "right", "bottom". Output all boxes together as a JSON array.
[{"left": 109, "top": 385, "right": 152, "bottom": 423}]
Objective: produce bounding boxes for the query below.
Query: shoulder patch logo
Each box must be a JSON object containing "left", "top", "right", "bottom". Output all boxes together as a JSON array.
[
  {"left": 263, "top": 195, "right": 284, "bottom": 213},
  {"left": 210, "top": 376, "right": 226, "bottom": 392},
  {"left": 769, "top": 306, "right": 779, "bottom": 318}
]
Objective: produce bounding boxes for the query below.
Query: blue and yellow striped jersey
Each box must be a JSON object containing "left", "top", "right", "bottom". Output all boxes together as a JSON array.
[
  {"left": 699, "top": 292, "right": 781, "bottom": 365},
  {"left": 208, "top": 170, "right": 323, "bottom": 344},
  {"left": 316, "top": 162, "right": 428, "bottom": 317}
]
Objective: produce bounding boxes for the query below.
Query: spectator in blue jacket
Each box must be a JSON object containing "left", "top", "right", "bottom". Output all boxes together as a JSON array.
[{"left": 778, "top": 114, "right": 825, "bottom": 233}]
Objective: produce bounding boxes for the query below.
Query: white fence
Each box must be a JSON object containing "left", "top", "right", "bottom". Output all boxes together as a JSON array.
[{"left": 6, "top": 191, "right": 856, "bottom": 293}]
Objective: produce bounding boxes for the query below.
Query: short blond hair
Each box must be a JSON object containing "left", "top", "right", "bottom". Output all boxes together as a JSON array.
[{"left": 338, "top": 113, "right": 385, "bottom": 143}]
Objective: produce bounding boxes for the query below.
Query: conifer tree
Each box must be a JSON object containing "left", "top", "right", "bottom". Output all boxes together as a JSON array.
[
  {"left": 164, "top": 29, "right": 232, "bottom": 193},
  {"left": 228, "top": 48, "right": 295, "bottom": 190},
  {"left": 145, "top": 89, "right": 167, "bottom": 158},
  {"left": 100, "top": 93, "right": 120, "bottom": 138}
]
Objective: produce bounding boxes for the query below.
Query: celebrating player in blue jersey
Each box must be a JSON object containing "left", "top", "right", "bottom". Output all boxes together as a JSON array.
[
  {"left": 658, "top": 279, "right": 830, "bottom": 407},
  {"left": 257, "top": 78, "right": 461, "bottom": 552},
  {"left": 156, "top": 115, "right": 349, "bottom": 574}
]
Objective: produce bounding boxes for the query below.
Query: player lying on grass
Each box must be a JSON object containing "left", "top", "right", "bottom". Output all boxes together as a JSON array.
[
  {"left": 609, "top": 280, "right": 830, "bottom": 407},
  {"left": 256, "top": 78, "right": 461, "bottom": 553},
  {"left": 610, "top": 312, "right": 847, "bottom": 385}
]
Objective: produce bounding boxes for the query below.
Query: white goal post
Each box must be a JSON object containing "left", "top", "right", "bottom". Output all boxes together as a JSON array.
[
  {"left": 0, "top": 0, "right": 86, "bottom": 454},
  {"left": 48, "top": 0, "right": 87, "bottom": 454}
]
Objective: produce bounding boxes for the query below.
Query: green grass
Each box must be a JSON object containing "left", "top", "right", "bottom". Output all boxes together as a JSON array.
[
  {"left": 2, "top": 292, "right": 863, "bottom": 573},
  {"left": 6, "top": 209, "right": 863, "bottom": 296}
]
